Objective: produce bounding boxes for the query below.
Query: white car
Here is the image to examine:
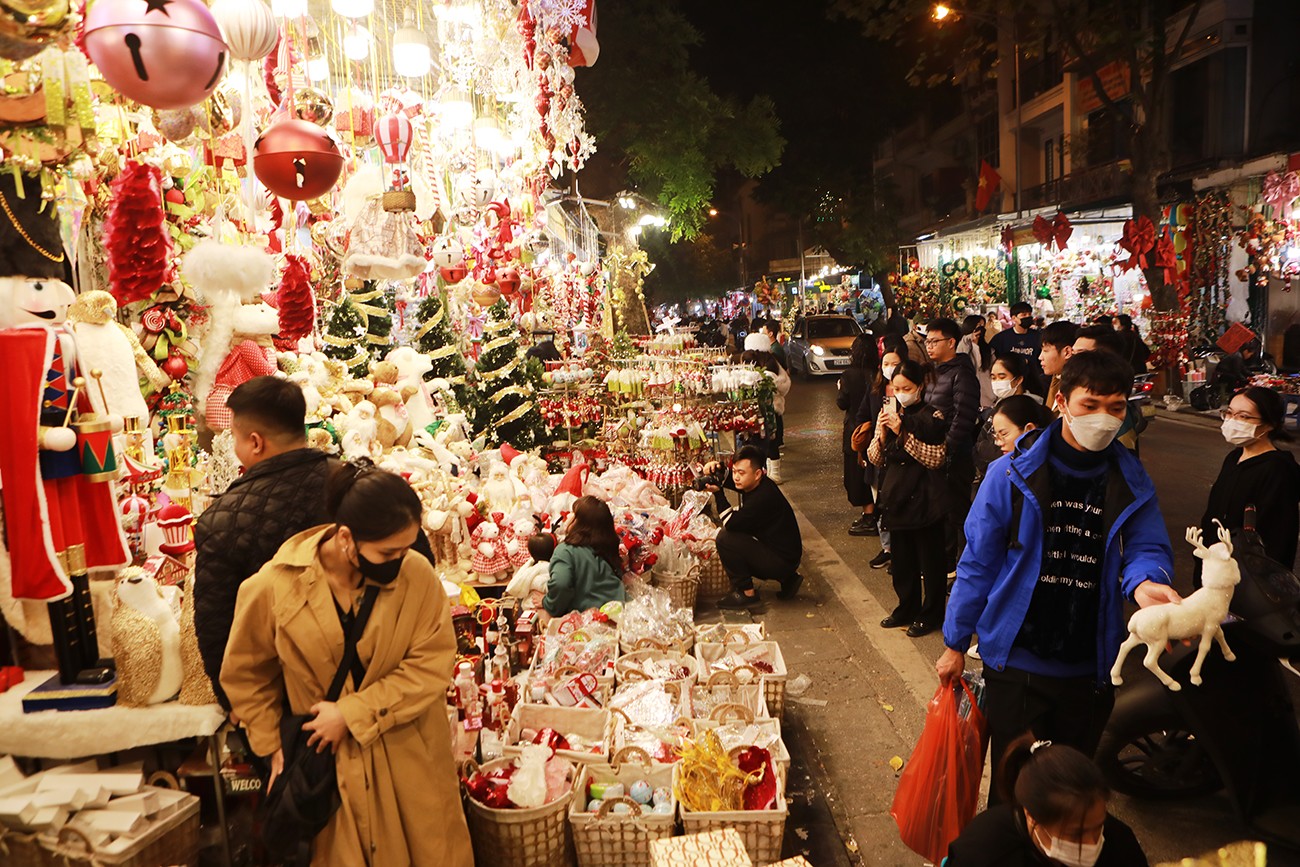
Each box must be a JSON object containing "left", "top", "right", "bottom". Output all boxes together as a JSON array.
[{"left": 786, "top": 315, "right": 863, "bottom": 376}]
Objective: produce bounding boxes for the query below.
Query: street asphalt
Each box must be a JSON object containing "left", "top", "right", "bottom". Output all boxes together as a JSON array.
[{"left": 713, "top": 375, "right": 1300, "bottom": 866}]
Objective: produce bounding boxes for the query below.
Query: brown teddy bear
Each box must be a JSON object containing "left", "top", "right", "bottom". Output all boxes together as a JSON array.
[{"left": 370, "top": 359, "right": 419, "bottom": 450}]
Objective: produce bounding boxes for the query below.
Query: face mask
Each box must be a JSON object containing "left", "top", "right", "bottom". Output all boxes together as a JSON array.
[
  {"left": 1062, "top": 405, "right": 1123, "bottom": 451},
  {"left": 896, "top": 391, "right": 919, "bottom": 407},
  {"left": 1033, "top": 825, "right": 1105, "bottom": 867},
  {"left": 1221, "top": 418, "right": 1260, "bottom": 445},
  {"left": 356, "top": 548, "right": 403, "bottom": 585},
  {"left": 992, "top": 379, "right": 1016, "bottom": 399},
  {"left": 1018, "top": 316, "right": 1033, "bottom": 329},
  {"left": 882, "top": 365, "right": 897, "bottom": 381}
]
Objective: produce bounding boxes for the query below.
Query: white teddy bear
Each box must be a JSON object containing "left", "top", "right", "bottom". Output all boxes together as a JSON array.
[{"left": 338, "top": 399, "right": 380, "bottom": 461}]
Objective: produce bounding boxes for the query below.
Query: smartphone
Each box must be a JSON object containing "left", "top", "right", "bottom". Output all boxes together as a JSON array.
[{"left": 889, "top": 395, "right": 900, "bottom": 414}]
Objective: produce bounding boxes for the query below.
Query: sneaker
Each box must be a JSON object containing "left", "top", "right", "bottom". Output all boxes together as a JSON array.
[
  {"left": 777, "top": 572, "right": 804, "bottom": 600},
  {"left": 869, "top": 550, "right": 891, "bottom": 569},
  {"left": 768, "top": 459, "right": 782, "bottom": 484},
  {"left": 848, "top": 514, "right": 879, "bottom": 537},
  {"left": 718, "top": 590, "right": 763, "bottom": 611}
]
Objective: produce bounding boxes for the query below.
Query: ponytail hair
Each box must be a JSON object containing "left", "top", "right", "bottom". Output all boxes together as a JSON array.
[
  {"left": 996, "top": 734, "right": 1109, "bottom": 824},
  {"left": 325, "top": 459, "right": 423, "bottom": 542}
]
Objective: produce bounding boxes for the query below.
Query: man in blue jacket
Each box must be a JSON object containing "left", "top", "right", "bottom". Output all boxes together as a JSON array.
[{"left": 936, "top": 351, "right": 1180, "bottom": 788}]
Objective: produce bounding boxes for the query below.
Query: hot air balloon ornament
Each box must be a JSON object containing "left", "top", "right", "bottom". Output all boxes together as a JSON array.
[{"left": 375, "top": 113, "right": 415, "bottom": 213}]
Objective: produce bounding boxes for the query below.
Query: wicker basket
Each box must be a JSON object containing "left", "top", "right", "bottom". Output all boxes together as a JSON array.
[
  {"left": 679, "top": 789, "right": 787, "bottom": 865},
  {"left": 690, "top": 716, "right": 791, "bottom": 789},
  {"left": 504, "top": 704, "right": 613, "bottom": 765},
  {"left": 684, "top": 670, "right": 768, "bottom": 722},
  {"left": 614, "top": 650, "right": 699, "bottom": 689},
  {"left": 570, "top": 750, "right": 677, "bottom": 867},
  {"left": 650, "top": 563, "right": 700, "bottom": 611},
  {"left": 617, "top": 634, "right": 694, "bottom": 657},
  {"left": 608, "top": 705, "right": 691, "bottom": 766},
  {"left": 696, "top": 640, "right": 788, "bottom": 718},
  {"left": 462, "top": 758, "right": 575, "bottom": 867},
  {"left": 696, "top": 551, "right": 729, "bottom": 599},
  {"left": 0, "top": 791, "right": 200, "bottom": 866},
  {"left": 694, "top": 623, "right": 767, "bottom": 645}
]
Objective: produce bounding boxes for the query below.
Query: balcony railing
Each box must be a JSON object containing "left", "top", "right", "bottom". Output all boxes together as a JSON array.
[{"left": 1020, "top": 160, "right": 1131, "bottom": 212}]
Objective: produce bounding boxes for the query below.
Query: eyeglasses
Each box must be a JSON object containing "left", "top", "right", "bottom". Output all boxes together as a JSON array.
[
  {"left": 1220, "top": 409, "right": 1262, "bottom": 423},
  {"left": 924, "top": 337, "right": 953, "bottom": 347}
]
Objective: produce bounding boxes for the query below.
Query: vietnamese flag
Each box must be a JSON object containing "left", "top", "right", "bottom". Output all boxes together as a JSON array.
[{"left": 975, "top": 160, "right": 1001, "bottom": 212}]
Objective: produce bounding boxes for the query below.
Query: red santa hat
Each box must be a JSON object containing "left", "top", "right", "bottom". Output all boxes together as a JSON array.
[
  {"left": 500, "top": 443, "right": 522, "bottom": 465},
  {"left": 555, "top": 463, "right": 589, "bottom": 498}
]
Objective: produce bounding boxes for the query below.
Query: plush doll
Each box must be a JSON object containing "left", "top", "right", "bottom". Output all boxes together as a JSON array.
[
  {"left": 338, "top": 399, "right": 380, "bottom": 461},
  {"left": 370, "top": 359, "right": 415, "bottom": 449},
  {"left": 470, "top": 519, "right": 510, "bottom": 584},
  {"left": 182, "top": 240, "right": 278, "bottom": 431},
  {"left": 385, "top": 346, "right": 436, "bottom": 431},
  {"left": 67, "top": 290, "right": 171, "bottom": 457},
  {"left": 111, "top": 568, "right": 183, "bottom": 707},
  {"left": 505, "top": 560, "right": 550, "bottom": 609},
  {"left": 480, "top": 460, "right": 521, "bottom": 516}
]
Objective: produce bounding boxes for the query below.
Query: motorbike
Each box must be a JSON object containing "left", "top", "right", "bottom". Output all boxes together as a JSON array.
[{"left": 1096, "top": 507, "right": 1300, "bottom": 853}]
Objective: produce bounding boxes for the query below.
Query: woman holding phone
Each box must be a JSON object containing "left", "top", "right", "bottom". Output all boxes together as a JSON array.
[{"left": 867, "top": 359, "right": 950, "bottom": 637}]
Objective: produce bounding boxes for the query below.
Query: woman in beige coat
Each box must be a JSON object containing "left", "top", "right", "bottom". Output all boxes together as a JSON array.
[{"left": 222, "top": 462, "right": 473, "bottom": 866}]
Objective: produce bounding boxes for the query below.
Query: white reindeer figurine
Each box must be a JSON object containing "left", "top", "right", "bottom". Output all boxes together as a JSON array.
[{"left": 1111, "top": 521, "right": 1240, "bottom": 691}]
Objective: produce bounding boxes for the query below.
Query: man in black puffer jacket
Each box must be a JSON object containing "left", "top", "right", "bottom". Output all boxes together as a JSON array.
[
  {"left": 194, "top": 376, "right": 433, "bottom": 708},
  {"left": 924, "top": 318, "right": 981, "bottom": 569}
]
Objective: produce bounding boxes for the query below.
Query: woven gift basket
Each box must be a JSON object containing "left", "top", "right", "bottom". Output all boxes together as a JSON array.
[{"left": 569, "top": 747, "right": 677, "bottom": 867}]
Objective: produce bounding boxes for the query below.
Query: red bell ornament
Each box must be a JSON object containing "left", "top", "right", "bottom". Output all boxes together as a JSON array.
[
  {"left": 253, "top": 118, "right": 344, "bottom": 201},
  {"left": 82, "top": 0, "right": 228, "bottom": 110},
  {"left": 497, "top": 267, "right": 521, "bottom": 297}
]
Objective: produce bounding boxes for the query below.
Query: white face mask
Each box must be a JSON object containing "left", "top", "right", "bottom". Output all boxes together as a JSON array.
[
  {"left": 1061, "top": 405, "right": 1123, "bottom": 451},
  {"left": 896, "top": 390, "right": 920, "bottom": 407},
  {"left": 1221, "top": 418, "right": 1260, "bottom": 446},
  {"left": 992, "top": 379, "right": 1016, "bottom": 399},
  {"left": 881, "top": 365, "right": 898, "bottom": 381},
  {"left": 1033, "top": 824, "right": 1105, "bottom": 867}
]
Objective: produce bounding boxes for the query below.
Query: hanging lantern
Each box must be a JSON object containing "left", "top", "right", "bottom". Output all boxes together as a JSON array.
[
  {"left": 209, "top": 0, "right": 277, "bottom": 62},
  {"left": 253, "top": 118, "right": 344, "bottom": 200},
  {"left": 82, "top": 0, "right": 229, "bottom": 110}
]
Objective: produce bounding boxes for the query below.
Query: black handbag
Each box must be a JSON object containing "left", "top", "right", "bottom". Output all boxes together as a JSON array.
[{"left": 259, "top": 584, "right": 380, "bottom": 865}]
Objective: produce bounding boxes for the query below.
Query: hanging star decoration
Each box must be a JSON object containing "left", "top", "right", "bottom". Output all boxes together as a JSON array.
[{"left": 1119, "top": 216, "right": 1157, "bottom": 272}]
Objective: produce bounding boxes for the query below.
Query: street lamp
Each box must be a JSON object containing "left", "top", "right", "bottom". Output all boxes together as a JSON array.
[{"left": 932, "top": 2, "right": 1021, "bottom": 216}]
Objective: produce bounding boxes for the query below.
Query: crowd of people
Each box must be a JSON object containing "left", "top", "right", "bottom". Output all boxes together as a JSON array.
[{"left": 825, "top": 304, "right": 1300, "bottom": 865}]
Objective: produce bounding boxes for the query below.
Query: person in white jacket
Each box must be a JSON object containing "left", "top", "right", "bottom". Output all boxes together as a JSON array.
[{"left": 743, "top": 332, "right": 791, "bottom": 483}]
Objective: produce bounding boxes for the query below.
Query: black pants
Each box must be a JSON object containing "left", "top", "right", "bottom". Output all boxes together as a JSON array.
[
  {"left": 843, "top": 450, "right": 871, "bottom": 507},
  {"left": 716, "top": 527, "right": 798, "bottom": 593},
  {"left": 944, "top": 447, "right": 976, "bottom": 568},
  {"left": 888, "top": 522, "right": 947, "bottom": 625},
  {"left": 983, "top": 665, "right": 1116, "bottom": 804}
]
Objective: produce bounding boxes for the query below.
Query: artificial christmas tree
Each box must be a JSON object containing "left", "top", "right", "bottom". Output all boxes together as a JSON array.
[
  {"left": 104, "top": 161, "right": 174, "bottom": 305},
  {"left": 413, "top": 290, "right": 472, "bottom": 409},
  {"left": 321, "top": 295, "right": 369, "bottom": 376},
  {"left": 471, "top": 301, "right": 546, "bottom": 450}
]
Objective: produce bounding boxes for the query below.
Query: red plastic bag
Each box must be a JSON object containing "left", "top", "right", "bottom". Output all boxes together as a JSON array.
[{"left": 890, "top": 679, "right": 987, "bottom": 863}]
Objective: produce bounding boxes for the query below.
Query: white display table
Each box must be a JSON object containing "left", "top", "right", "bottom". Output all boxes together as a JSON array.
[{"left": 0, "top": 671, "right": 224, "bottom": 759}]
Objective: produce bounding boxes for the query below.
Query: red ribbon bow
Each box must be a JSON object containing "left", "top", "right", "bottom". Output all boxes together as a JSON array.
[
  {"left": 1032, "top": 213, "right": 1072, "bottom": 251},
  {"left": 1119, "top": 216, "right": 1157, "bottom": 272},
  {"left": 1155, "top": 230, "right": 1178, "bottom": 285},
  {"left": 1000, "top": 225, "right": 1015, "bottom": 253}
]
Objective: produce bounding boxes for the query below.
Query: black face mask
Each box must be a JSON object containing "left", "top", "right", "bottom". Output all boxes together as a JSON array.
[
  {"left": 1018, "top": 316, "right": 1033, "bottom": 329},
  {"left": 356, "top": 549, "right": 403, "bottom": 585}
]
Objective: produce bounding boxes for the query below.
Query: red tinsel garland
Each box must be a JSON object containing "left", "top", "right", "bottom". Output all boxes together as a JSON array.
[
  {"left": 104, "top": 161, "right": 174, "bottom": 306},
  {"left": 276, "top": 253, "right": 315, "bottom": 341}
]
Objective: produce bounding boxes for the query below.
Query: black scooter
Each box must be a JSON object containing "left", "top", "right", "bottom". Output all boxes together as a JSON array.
[{"left": 1096, "top": 508, "right": 1300, "bottom": 852}]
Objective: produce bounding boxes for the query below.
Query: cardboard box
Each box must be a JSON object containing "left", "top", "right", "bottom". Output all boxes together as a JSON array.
[{"left": 650, "top": 828, "right": 753, "bottom": 866}]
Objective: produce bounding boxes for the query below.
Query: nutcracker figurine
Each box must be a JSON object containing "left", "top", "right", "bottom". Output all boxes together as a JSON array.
[{"left": 0, "top": 172, "right": 130, "bottom": 692}]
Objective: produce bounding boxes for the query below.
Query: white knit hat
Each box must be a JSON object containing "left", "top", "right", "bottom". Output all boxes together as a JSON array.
[{"left": 743, "top": 332, "right": 773, "bottom": 353}]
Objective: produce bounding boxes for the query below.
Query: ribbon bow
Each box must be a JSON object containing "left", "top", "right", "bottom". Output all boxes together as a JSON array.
[
  {"left": 1263, "top": 170, "right": 1300, "bottom": 214},
  {"left": 1000, "top": 225, "right": 1015, "bottom": 253},
  {"left": 465, "top": 310, "right": 487, "bottom": 341},
  {"left": 1032, "top": 212, "right": 1072, "bottom": 251},
  {"left": 1155, "top": 230, "right": 1178, "bottom": 286},
  {"left": 1119, "top": 216, "right": 1157, "bottom": 272}
]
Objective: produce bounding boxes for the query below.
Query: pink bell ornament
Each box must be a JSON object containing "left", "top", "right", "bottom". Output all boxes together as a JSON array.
[
  {"left": 82, "top": 0, "right": 229, "bottom": 110},
  {"left": 253, "top": 118, "right": 344, "bottom": 201}
]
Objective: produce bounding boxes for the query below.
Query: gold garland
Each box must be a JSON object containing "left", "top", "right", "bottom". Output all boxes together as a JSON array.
[
  {"left": 494, "top": 401, "right": 535, "bottom": 429},
  {"left": 414, "top": 302, "right": 446, "bottom": 340},
  {"left": 428, "top": 344, "right": 458, "bottom": 360},
  {"left": 495, "top": 385, "right": 531, "bottom": 401},
  {"left": 480, "top": 355, "right": 519, "bottom": 382}
]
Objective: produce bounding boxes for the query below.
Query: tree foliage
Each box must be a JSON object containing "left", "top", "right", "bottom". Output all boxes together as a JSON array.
[
  {"left": 834, "top": 0, "right": 1206, "bottom": 310},
  {"left": 576, "top": 0, "right": 785, "bottom": 241},
  {"left": 640, "top": 230, "right": 736, "bottom": 304}
]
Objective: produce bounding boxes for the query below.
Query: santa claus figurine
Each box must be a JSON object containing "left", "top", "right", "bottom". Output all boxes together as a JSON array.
[{"left": 0, "top": 171, "right": 131, "bottom": 689}]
